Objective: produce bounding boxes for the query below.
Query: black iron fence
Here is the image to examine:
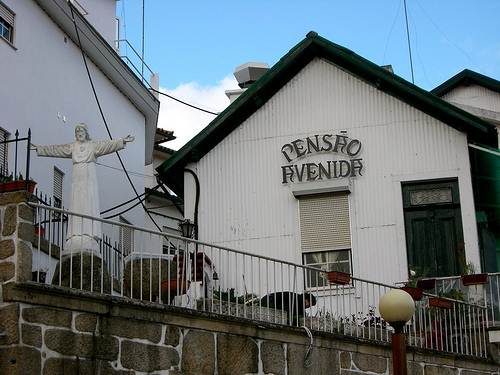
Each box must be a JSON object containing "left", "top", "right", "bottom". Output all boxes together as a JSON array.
[{"left": 0, "top": 129, "right": 32, "bottom": 185}]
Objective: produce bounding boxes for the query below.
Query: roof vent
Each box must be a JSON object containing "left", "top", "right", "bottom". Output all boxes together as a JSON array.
[
  {"left": 234, "top": 62, "right": 269, "bottom": 89},
  {"left": 381, "top": 65, "right": 394, "bottom": 74}
]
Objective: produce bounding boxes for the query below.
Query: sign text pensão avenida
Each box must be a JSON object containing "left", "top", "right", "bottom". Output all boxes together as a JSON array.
[{"left": 281, "top": 134, "right": 363, "bottom": 184}]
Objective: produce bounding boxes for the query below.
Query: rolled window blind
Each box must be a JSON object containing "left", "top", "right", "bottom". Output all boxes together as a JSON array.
[
  {"left": 0, "top": 3, "right": 14, "bottom": 26},
  {"left": 299, "top": 193, "right": 351, "bottom": 252},
  {"left": 53, "top": 168, "right": 64, "bottom": 200}
]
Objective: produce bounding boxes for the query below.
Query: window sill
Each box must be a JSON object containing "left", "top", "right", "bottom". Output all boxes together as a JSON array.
[
  {"left": 0, "top": 37, "right": 17, "bottom": 51},
  {"left": 306, "top": 284, "right": 356, "bottom": 296}
]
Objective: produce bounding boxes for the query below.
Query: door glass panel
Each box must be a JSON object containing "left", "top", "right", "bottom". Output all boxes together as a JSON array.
[{"left": 410, "top": 188, "right": 452, "bottom": 206}]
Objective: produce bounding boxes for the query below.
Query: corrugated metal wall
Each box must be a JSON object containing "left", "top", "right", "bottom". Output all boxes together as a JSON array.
[
  {"left": 442, "top": 84, "right": 500, "bottom": 113},
  {"left": 186, "top": 58, "right": 480, "bottom": 285}
]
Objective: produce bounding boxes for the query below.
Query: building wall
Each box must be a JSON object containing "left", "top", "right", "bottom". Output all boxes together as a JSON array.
[
  {"left": 74, "top": 0, "right": 117, "bottom": 46},
  {"left": 442, "top": 84, "right": 500, "bottom": 113},
  {"left": 0, "top": 0, "right": 146, "bottom": 228},
  {"left": 186, "top": 58, "right": 480, "bottom": 285}
]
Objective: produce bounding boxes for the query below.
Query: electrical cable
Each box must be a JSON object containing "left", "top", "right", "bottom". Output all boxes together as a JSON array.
[
  {"left": 68, "top": 2, "right": 162, "bottom": 231},
  {"left": 301, "top": 326, "right": 314, "bottom": 368},
  {"left": 150, "top": 88, "right": 219, "bottom": 116},
  {"left": 96, "top": 162, "right": 156, "bottom": 178},
  {"left": 103, "top": 194, "right": 144, "bottom": 219},
  {"left": 382, "top": 0, "right": 402, "bottom": 64},
  {"left": 100, "top": 183, "right": 160, "bottom": 215}
]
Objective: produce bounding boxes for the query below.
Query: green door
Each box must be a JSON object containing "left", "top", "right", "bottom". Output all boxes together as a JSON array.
[{"left": 403, "top": 180, "right": 464, "bottom": 277}]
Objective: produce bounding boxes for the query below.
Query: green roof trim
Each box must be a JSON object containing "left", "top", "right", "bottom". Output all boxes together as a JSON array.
[
  {"left": 432, "top": 69, "right": 500, "bottom": 97},
  {"left": 157, "top": 32, "right": 497, "bottom": 196}
]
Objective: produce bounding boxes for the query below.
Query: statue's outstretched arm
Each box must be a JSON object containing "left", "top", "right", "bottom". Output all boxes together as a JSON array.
[
  {"left": 95, "top": 136, "right": 134, "bottom": 157},
  {"left": 35, "top": 143, "right": 72, "bottom": 158}
]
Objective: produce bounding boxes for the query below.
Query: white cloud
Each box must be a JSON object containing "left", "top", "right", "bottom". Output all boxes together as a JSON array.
[{"left": 157, "top": 76, "right": 239, "bottom": 150}]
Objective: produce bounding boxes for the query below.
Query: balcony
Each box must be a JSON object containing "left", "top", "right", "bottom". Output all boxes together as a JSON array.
[{"left": 25, "top": 203, "right": 500, "bottom": 360}]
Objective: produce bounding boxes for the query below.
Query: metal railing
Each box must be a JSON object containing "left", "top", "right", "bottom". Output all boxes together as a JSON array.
[
  {"left": 0, "top": 129, "right": 32, "bottom": 186},
  {"left": 114, "top": 39, "right": 155, "bottom": 86},
  {"left": 429, "top": 274, "right": 500, "bottom": 326},
  {"left": 28, "top": 203, "right": 489, "bottom": 358}
]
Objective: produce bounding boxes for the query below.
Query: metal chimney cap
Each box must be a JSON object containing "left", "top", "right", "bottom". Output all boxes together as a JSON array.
[{"left": 234, "top": 62, "right": 269, "bottom": 89}]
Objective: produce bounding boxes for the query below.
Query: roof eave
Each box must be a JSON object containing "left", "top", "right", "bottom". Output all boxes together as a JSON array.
[
  {"left": 157, "top": 33, "right": 497, "bottom": 191},
  {"left": 432, "top": 69, "right": 500, "bottom": 98}
]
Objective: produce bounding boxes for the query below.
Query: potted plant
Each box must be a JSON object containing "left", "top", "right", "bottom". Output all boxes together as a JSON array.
[
  {"left": 35, "top": 224, "right": 45, "bottom": 237},
  {"left": 0, "top": 173, "right": 37, "bottom": 193},
  {"left": 327, "top": 270, "right": 351, "bottom": 285},
  {"left": 461, "top": 262, "right": 488, "bottom": 286},
  {"left": 428, "top": 297, "right": 452, "bottom": 309},
  {"left": 416, "top": 278, "right": 436, "bottom": 290},
  {"left": 400, "top": 270, "right": 424, "bottom": 301}
]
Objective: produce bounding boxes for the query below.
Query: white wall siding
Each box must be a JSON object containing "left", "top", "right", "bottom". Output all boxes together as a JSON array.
[
  {"left": 0, "top": 0, "right": 146, "bottom": 228},
  {"left": 442, "top": 84, "right": 500, "bottom": 113},
  {"left": 187, "top": 58, "right": 479, "bottom": 285}
]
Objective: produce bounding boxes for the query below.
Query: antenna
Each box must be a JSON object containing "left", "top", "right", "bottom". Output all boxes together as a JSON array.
[{"left": 403, "top": 0, "right": 415, "bottom": 84}]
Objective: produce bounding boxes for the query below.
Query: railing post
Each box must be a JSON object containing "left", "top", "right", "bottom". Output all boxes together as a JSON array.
[
  {"left": 26, "top": 128, "right": 31, "bottom": 185},
  {"left": 14, "top": 129, "right": 19, "bottom": 179}
]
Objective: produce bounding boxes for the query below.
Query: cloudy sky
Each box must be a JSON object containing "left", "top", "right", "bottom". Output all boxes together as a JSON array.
[
  {"left": 156, "top": 76, "right": 238, "bottom": 149},
  {"left": 118, "top": 0, "right": 500, "bottom": 150}
]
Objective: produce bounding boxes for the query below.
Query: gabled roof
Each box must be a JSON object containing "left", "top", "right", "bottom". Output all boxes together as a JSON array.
[
  {"left": 35, "top": 0, "right": 160, "bottom": 165},
  {"left": 157, "top": 32, "right": 497, "bottom": 196},
  {"left": 432, "top": 69, "right": 500, "bottom": 97}
]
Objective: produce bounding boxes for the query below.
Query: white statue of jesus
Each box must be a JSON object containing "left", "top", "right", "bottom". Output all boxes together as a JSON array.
[{"left": 33, "top": 123, "right": 134, "bottom": 254}]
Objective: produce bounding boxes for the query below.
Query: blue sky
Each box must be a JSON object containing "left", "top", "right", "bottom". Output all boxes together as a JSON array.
[{"left": 117, "top": 0, "right": 500, "bottom": 148}]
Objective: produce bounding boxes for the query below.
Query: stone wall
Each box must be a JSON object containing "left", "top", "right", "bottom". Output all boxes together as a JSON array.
[
  {"left": 0, "top": 191, "right": 34, "bottom": 284},
  {"left": 0, "top": 282, "right": 498, "bottom": 375},
  {"left": 0, "top": 193, "right": 498, "bottom": 374}
]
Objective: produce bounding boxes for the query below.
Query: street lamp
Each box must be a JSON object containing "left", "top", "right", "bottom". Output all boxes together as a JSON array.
[
  {"left": 379, "top": 289, "right": 415, "bottom": 375},
  {"left": 179, "top": 219, "right": 196, "bottom": 238}
]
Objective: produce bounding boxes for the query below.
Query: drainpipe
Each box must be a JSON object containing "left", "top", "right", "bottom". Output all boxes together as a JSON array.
[{"left": 184, "top": 168, "right": 200, "bottom": 240}]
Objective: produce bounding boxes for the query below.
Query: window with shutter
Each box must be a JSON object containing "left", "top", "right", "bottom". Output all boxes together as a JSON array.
[
  {"left": 0, "top": 1, "right": 15, "bottom": 44},
  {"left": 53, "top": 167, "right": 64, "bottom": 207},
  {"left": 0, "top": 128, "right": 8, "bottom": 177},
  {"left": 299, "top": 193, "right": 352, "bottom": 287},
  {"left": 119, "top": 217, "right": 133, "bottom": 256}
]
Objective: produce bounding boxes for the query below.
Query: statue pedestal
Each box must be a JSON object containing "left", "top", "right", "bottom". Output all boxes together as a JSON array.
[
  {"left": 52, "top": 253, "right": 111, "bottom": 293},
  {"left": 65, "top": 235, "right": 100, "bottom": 254}
]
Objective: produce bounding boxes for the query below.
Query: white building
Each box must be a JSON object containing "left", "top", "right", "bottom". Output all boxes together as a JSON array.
[
  {"left": 0, "top": 0, "right": 161, "bottom": 278},
  {"left": 158, "top": 32, "right": 499, "bottom": 288},
  {"left": 432, "top": 70, "right": 500, "bottom": 272}
]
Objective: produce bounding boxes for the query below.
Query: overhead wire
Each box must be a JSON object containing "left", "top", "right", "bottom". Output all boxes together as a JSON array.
[
  {"left": 96, "top": 161, "right": 157, "bottom": 179},
  {"left": 150, "top": 88, "right": 220, "bottom": 116},
  {"left": 68, "top": 2, "right": 162, "bottom": 231},
  {"left": 407, "top": 11, "right": 431, "bottom": 87},
  {"left": 414, "top": 0, "right": 483, "bottom": 74},
  {"left": 382, "top": 0, "right": 403, "bottom": 64},
  {"left": 100, "top": 184, "right": 160, "bottom": 215}
]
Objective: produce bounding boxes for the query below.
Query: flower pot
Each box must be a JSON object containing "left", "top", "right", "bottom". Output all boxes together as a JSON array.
[
  {"left": 327, "top": 271, "right": 351, "bottom": 285},
  {"left": 416, "top": 278, "right": 436, "bottom": 290},
  {"left": 429, "top": 297, "right": 452, "bottom": 309},
  {"left": 0, "top": 180, "right": 36, "bottom": 193},
  {"left": 400, "top": 286, "right": 423, "bottom": 301},
  {"left": 35, "top": 226, "right": 45, "bottom": 237},
  {"left": 461, "top": 273, "right": 488, "bottom": 286}
]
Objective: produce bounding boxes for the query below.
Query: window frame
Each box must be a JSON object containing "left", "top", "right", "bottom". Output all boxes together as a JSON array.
[
  {"left": 0, "top": 1, "right": 15, "bottom": 47},
  {"left": 119, "top": 216, "right": 134, "bottom": 256},
  {"left": 297, "top": 191, "right": 354, "bottom": 291},
  {"left": 53, "top": 166, "right": 64, "bottom": 208},
  {"left": 302, "top": 248, "right": 353, "bottom": 289}
]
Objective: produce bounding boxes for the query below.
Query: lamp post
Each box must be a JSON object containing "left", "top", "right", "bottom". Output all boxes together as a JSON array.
[
  {"left": 379, "top": 289, "right": 415, "bottom": 375},
  {"left": 179, "top": 219, "right": 196, "bottom": 239}
]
